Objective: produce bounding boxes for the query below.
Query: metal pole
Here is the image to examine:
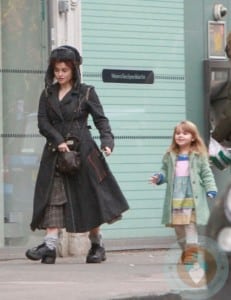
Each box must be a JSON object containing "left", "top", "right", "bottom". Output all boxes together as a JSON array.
[
  {"left": 47, "top": 0, "right": 57, "bottom": 51},
  {"left": 0, "top": 0, "right": 5, "bottom": 247}
]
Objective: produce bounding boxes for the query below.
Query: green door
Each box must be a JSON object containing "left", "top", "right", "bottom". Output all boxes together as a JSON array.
[{"left": 81, "top": 0, "right": 186, "bottom": 241}]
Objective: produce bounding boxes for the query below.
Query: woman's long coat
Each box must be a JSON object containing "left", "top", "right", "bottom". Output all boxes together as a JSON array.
[
  {"left": 157, "top": 152, "right": 217, "bottom": 226},
  {"left": 30, "top": 83, "right": 129, "bottom": 232}
]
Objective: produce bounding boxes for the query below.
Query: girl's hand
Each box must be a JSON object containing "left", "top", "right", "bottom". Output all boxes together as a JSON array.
[
  {"left": 102, "top": 146, "right": 111, "bottom": 156},
  {"left": 149, "top": 174, "right": 160, "bottom": 185},
  {"left": 207, "top": 191, "right": 217, "bottom": 199},
  {"left": 58, "top": 142, "right": 70, "bottom": 152}
]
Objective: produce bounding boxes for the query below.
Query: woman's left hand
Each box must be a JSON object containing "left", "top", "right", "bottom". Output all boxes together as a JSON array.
[
  {"left": 102, "top": 146, "right": 111, "bottom": 156},
  {"left": 58, "top": 142, "right": 70, "bottom": 152}
]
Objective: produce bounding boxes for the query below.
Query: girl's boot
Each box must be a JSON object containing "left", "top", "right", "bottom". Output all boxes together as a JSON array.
[{"left": 181, "top": 244, "right": 199, "bottom": 265}]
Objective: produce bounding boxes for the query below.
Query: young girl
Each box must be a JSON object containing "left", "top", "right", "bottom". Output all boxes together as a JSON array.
[{"left": 150, "top": 120, "right": 217, "bottom": 264}]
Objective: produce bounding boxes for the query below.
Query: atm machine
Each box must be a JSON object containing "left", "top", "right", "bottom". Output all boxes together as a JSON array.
[{"left": 204, "top": 59, "right": 231, "bottom": 145}]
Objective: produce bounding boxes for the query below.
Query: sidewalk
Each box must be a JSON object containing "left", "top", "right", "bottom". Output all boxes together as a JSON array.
[
  {"left": 0, "top": 248, "right": 179, "bottom": 300},
  {"left": 0, "top": 247, "right": 229, "bottom": 300}
]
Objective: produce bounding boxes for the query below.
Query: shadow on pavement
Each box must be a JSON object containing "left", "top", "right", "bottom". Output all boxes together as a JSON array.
[{"left": 114, "top": 293, "right": 182, "bottom": 300}]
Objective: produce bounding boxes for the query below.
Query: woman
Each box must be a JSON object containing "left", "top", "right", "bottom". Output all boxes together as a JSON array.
[{"left": 25, "top": 45, "right": 129, "bottom": 264}]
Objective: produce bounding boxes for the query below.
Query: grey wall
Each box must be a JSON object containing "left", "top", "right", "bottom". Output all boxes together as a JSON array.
[{"left": 184, "top": 0, "right": 231, "bottom": 195}]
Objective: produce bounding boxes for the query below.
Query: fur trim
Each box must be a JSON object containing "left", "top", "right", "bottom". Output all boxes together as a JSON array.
[{"left": 45, "top": 45, "right": 82, "bottom": 92}]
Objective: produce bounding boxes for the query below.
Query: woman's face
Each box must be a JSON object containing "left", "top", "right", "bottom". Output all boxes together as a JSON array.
[{"left": 54, "top": 62, "right": 73, "bottom": 86}]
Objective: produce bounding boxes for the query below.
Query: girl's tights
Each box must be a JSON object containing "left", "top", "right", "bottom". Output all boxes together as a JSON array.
[{"left": 174, "top": 223, "right": 198, "bottom": 249}]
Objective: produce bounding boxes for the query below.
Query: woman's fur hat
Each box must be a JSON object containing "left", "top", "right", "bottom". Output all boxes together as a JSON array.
[{"left": 45, "top": 45, "right": 82, "bottom": 90}]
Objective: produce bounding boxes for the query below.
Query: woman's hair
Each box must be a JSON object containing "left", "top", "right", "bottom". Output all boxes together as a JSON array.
[
  {"left": 45, "top": 45, "right": 82, "bottom": 92},
  {"left": 168, "top": 120, "right": 208, "bottom": 155}
]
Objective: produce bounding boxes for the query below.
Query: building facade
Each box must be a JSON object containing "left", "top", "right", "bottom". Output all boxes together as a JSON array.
[{"left": 0, "top": 0, "right": 231, "bottom": 252}]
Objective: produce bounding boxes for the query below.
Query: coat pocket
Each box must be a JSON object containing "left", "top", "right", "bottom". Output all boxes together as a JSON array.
[{"left": 87, "top": 149, "right": 108, "bottom": 182}]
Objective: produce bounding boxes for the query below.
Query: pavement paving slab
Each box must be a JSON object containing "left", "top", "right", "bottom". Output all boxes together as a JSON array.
[
  {"left": 0, "top": 248, "right": 230, "bottom": 300},
  {"left": 0, "top": 250, "right": 172, "bottom": 300}
]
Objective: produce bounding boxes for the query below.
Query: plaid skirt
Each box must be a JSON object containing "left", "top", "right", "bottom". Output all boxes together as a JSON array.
[{"left": 40, "top": 172, "right": 67, "bottom": 229}]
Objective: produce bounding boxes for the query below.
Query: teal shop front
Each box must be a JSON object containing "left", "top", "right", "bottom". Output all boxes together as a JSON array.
[{"left": 81, "top": 0, "right": 185, "bottom": 246}]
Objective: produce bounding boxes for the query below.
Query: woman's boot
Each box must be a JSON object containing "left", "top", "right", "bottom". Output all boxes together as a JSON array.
[
  {"left": 86, "top": 243, "right": 106, "bottom": 263},
  {"left": 86, "top": 232, "right": 106, "bottom": 263},
  {"left": 25, "top": 243, "right": 56, "bottom": 264}
]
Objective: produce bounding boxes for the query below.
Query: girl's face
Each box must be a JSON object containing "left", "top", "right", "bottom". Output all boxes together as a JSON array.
[
  {"left": 54, "top": 62, "right": 73, "bottom": 86},
  {"left": 174, "top": 128, "right": 194, "bottom": 149}
]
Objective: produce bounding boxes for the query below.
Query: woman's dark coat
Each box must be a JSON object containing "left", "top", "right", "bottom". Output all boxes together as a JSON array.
[{"left": 30, "top": 83, "right": 129, "bottom": 232}]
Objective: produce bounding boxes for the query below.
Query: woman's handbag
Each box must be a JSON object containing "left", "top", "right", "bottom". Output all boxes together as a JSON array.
[
  {"left": 56, "top": 136, "right": 81, "bottom": 175},
  {"left": 56, "top": 137, "right": 81, "bottom": 175},
  {"left": 56, "top": 150, "right": 81, "bottom": 175}
]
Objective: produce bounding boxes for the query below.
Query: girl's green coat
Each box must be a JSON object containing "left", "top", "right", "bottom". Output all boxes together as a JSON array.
[{"left": 158, "top": 152, "right": 217, "bottom": 226}]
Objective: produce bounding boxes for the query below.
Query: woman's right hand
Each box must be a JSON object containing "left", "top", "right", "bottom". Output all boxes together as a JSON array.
[
  {"left": 58, "top": 142, "right": 70, "bottom": 152},
  {"left": 149, "top": 174, "right": 160, "bottom": 185}
]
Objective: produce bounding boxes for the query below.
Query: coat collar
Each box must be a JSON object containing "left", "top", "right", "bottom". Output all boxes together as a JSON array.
[
  {"left": 169, "top": 151, "right": 196, "bottom": 162},
  {"left": 46, "top": 83, "right": 79, "bottom": 119}
]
